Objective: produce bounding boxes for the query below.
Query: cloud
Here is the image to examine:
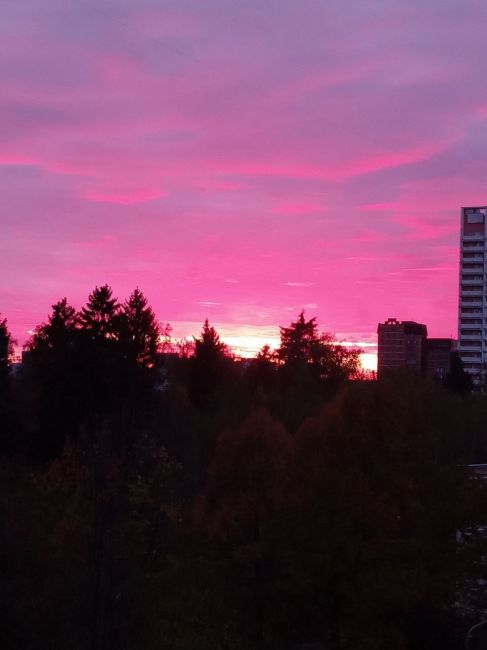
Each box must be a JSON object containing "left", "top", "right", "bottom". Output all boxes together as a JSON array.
[
  {"left": 284, "top": 282, "right": 316, "bottom": 288},
  {"left": 1, "top": 0, "right": 483, "bottom": 349},
  {"left": 82, "top": 188, "right": 165, "bottom": 205}
]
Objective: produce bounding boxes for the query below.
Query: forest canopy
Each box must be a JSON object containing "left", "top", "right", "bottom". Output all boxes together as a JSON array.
[{"left": 0, "top": 287, "right": 485, "bottom": 650}]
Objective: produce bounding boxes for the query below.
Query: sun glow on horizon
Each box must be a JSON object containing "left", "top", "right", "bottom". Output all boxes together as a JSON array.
[
  {"left": 359, "top": 352, "right": 378, "bottom": 373},
  {"left": 169, "top": 321, "right": 378, "bottom": 371}
]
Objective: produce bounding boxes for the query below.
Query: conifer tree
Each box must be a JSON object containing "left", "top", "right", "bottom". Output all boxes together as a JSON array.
[
  {"left": 22, "top": 299, "right": 80, "bottom": 460},
  {"left": 28, "top": 297, "right": 78, "bottom": 353},
  {"left": 120, "top": 288, "right": 160, "bottom": 368},
  {"left": 189, "top": 319, "right": 229, "bottom": 409},
  {"left": 80, "top": 285, "right": 120, "bottom": 340}
]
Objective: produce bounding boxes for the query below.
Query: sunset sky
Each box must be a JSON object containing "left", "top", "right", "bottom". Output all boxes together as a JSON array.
[{"left": 2, "top": 1, "right": 487, "bottom": 367}]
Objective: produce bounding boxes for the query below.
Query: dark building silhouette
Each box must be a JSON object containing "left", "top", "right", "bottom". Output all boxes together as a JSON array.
[
  {"left": 425, "top": 338, "right": 456, "bottom": 381},
  {"left": 377, "top": 318, "right": 456, "bottom": 380},
  {"left": 377, "top": 318, "right": 427, "bottom": 378}
]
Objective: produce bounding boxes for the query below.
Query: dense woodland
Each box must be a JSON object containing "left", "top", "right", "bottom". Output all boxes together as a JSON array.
[{"left": 1, "top": 286, "right": 487, "bottom": 650}]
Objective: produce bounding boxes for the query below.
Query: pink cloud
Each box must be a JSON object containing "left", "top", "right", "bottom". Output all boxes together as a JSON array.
[
  {"left": 271, "top": 203, "right": 326, "bottom": 215},
  {"left": 355, "top": 202, "right": 398, "bottom": 212},
  {"left": 2, "top": 0, "right": 485, "bottom": 353},
  {"left": 82, "top": 187, "right": 165, "bottom": 205}
]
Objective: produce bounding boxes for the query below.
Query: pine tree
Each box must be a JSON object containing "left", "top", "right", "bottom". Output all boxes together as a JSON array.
[
  {"left": 120, "top": 288, "right": 160, "bottom": 368},
  {"left": 277, "top": 310, "right": 321, "bottom": 366},
  {"left": 22, "top": 299, "right": 80, "bottom": 460},
  {"left": 80, "top": 285, "right": 120, "bottom": 340},
  {"left": 28, "top": 298, "right": 78, "bottom": 352},
  {"left": 189, "top": 319, "right": 229, "bottom": 409}
]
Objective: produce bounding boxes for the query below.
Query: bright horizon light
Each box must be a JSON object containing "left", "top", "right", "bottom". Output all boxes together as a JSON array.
[
  {"left": 168, "top": 322, "right": 378, "bottom": 371},
  {"left": 1, "top": 0, "right": 474, "bottom": 368}
]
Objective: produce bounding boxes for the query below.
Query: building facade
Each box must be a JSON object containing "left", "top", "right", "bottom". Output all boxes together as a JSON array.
[
  {"left": 377, "top": 318, "right": 428, "bottom": 377},
  {"left": 458, "top": 206, "right": 487, "bottom": 384},
  {"left": 425, "top": 338, "right": 455, "bottom": 381}
]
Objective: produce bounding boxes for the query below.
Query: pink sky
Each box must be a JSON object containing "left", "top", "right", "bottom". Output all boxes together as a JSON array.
[{"left": 2, "top": 1, "right": 487, "bottom": 368}]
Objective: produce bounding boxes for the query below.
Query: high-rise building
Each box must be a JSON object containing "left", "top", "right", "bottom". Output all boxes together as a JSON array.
[
  {"left": 377, "top": 318, "right": 427, "bottom": 378},
  {"left": 458, "top": 206, "right": 486, "bottom": 384}
]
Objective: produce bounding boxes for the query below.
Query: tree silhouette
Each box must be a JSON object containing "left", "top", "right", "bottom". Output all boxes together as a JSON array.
[
  {"left": 445, "top": 351, "right": 473, "bottom": 396},
  {"left": 120, "top": 288, "right": 161, "bottom": 368},
  {"left": 0, "top": 314, "right": 14, "bottom": 373},
  {"left": 277, "top": 311, "right": 321, "bottom": 366},
  {"left": 28, "top": 297, "right": 78, "bottom": 352},
  {"left": 194, "top": 318, "right": 227, "bottom": 361},
  {"left": 22, "top": 299, "right": 81, "bottom": 460},
  {"left": 80, "top": 285, "right": 120, "bottom": 340},
  {"left": 275, "top": 311, "right": 360, "bottom": 430},
  {"left": 189, "top": 319, "right": 230, "bottom": 410},
  {"left": 245, "top": 344, "right": 277, "bottom": 401},
  {"left": 286, "top": 379, "right": 469, "bottom": 648},
  {"left": 278, "top": 310, "right": 360, "bottom": 381},
  {"left": 0, "top": 316, "right": 16, "bottom": 454},
  {"left": 207, "top": 409, "right": 293, "bottom": 645},
  {"left": 77, "top": 285, "right": 124, "bottom": 424}
]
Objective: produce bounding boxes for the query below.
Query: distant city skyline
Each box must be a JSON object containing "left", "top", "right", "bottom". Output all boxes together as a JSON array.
[{"left": 2, "top": 1, "right": 485, "bottom": 368}]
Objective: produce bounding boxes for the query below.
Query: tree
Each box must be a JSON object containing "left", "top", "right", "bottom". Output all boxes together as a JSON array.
[
  {"left": 27, "top": 297, "right": 78, "bottom": 353},
  {"left": 244, "top": 345, "right": 277, "bottom": 402},
  {"left": 78, "top": 285, "right": 124, "bottom": 424},
  {"left": 274, "top": 311, "right": 360, "bottom": 430},
  {"left": 0, "top": 314, "right": 15, "bottom": 373},
  {"left": 21, "top": 299, "right": 81, "bottom": 460},
  {"left": 445, "top": 352, "right": 473, "bottom": 396},
  {"left": 284, "top": 379, "right": 471, "bottom": 648},
  {"left": 0, "top": 429, "right": 184, "bottom": 650},
  {"left": 189, "top": 319, "right": 230, "bottom": 410},
  {"left": 206, "top": 409, "right": 294, "bottom": 646},
  {"left": 194, "top": 319, "right": 228, "bottom": 362},
  {"left": 0, "top": 316, "right": 16, "bottom": 454},
  {"left": 120, "top": 288, "right": 161, "bottom": 368},
  {"left": 277, "top": 311, "right": 322, "bottom": 367},
  {"left": 79, "top": 285, "right": 120, "bottom": 340},
  {"left": 277, "top": 310, "right": 360, "bottom": 382}
]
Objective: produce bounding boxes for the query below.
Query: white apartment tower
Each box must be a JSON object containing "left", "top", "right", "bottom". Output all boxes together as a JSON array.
[{"left": 458, "top": 206, "right": 487, "bottom": 383}]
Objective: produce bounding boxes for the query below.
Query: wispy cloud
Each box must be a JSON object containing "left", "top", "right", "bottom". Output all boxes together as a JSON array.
[
  {"left": 284, "top": 282, "right": 316, "bottom": 288},
  {"left": 0, "top": 0, "right": 481, "bottom": 349}
]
